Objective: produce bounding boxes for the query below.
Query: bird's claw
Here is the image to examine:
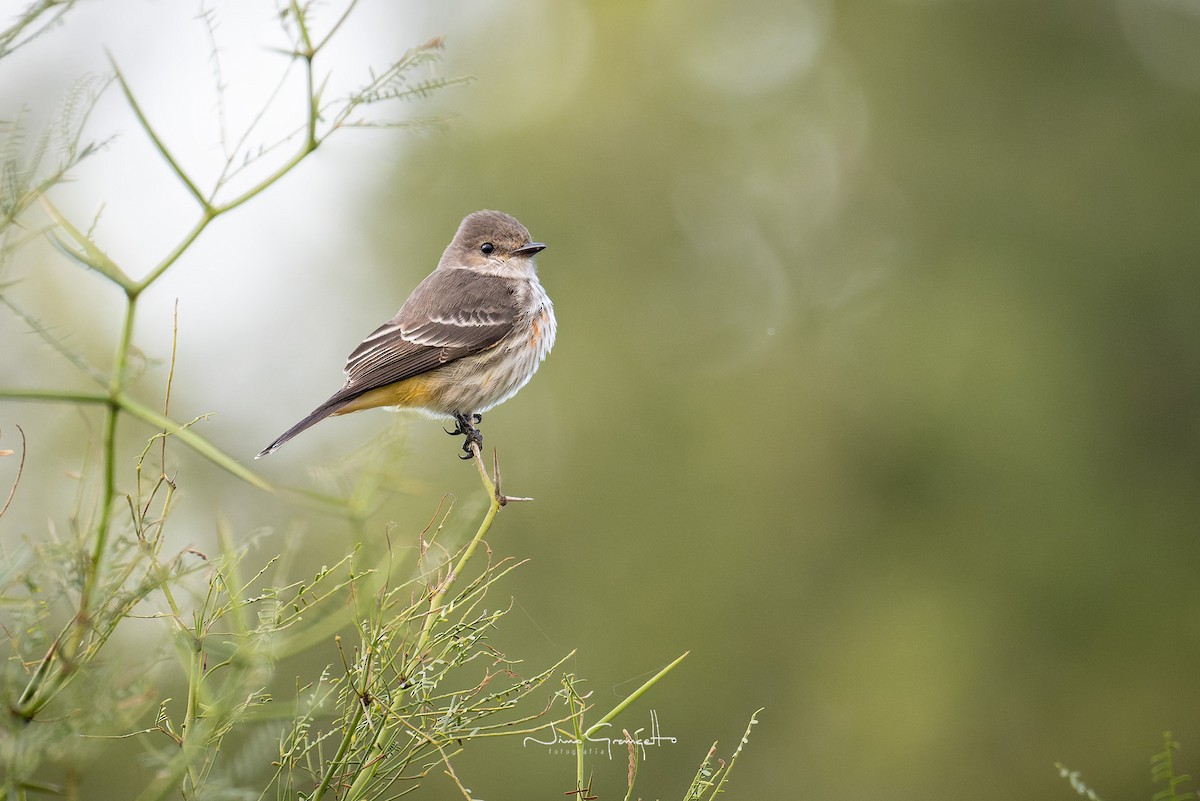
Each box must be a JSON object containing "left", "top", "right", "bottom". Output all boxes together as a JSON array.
[{"left": 446, "top": 413, "right": 484, "bottom": 459}]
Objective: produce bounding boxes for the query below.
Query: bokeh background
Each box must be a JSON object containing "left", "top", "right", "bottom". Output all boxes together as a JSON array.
[{"left": 3, "top": 0, "right": 1200, "bottom": 798}]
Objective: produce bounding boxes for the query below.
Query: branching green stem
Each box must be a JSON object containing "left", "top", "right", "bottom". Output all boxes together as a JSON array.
[
  {"left": 134, "top": 213, "right": 213, "bottom": 294},
  {"left": 328, "top": 444, "right": 505, "bottom": 801}
]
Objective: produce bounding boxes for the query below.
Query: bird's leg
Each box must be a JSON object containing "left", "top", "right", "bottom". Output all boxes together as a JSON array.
[{"left": 445, "top": 412, "right": 484, "bottom": 459}]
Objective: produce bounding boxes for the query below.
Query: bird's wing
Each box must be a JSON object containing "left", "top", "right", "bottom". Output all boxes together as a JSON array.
[
  {"left": 256, "top": 269, "right": 521, "bottom": 457},
  {"left": 340, "top": 268, "right": 520, "bottom": 393}
]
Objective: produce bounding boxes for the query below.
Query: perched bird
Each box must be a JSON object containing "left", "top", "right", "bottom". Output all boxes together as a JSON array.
[{"left": 257, "top": 210, "right": 555, "bottom": 459}]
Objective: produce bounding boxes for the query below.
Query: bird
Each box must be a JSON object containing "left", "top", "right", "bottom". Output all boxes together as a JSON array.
[{"left": 257, "top": 210, "right": 555, "bottom": 460}]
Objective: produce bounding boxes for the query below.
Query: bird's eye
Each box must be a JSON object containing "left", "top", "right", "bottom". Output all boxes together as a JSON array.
[{"left": 480, "top": 242, "right": 494, "bottom": 254}]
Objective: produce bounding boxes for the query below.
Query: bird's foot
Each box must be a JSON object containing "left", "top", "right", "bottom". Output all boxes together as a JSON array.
[{"left": 445, "top": 413, "right": 484, "bottom": 460}]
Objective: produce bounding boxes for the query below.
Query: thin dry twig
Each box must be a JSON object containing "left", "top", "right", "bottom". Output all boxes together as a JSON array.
[{"left": 0, "top": 424, "right": 27, "bottom": 519}]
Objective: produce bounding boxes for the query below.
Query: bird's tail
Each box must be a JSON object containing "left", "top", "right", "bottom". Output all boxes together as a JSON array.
[{"left": 256, "top": 397, "right": 350, "bottom": 458}]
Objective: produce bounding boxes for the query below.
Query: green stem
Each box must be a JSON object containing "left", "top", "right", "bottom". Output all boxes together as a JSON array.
[
  {"left": 309, "top": 691, "right": 366, "bottom": 801},
  {"left": 39, "top": 195, "right": 135, "bottom": 290},
  {"left": 0, "top": 389, "right": 274, "bottom": 493},
  {"left": 133, "top": 213, "right": 213, "bottom": 294},
  {"left": 303, "top": 53, "right": 318, "bottom": 150},
  {"left": 183, "top": 618, "right": 205, "bottom": 792},
  {"left": 573, "top": 685, "right": 586, "bottom": 794},
  {"left": 314, "top": 0, "right": 361, "bottom": 51},
  {"left": 414, "top": 497, "right": 501, "bottom": 654},
  {"left": 289, "top": 0, "right": 315, "bottom": 54},
  {"left": 66, "top": 286, "right": 135, "bottom": 658},
  {"left": 13, "top": 618, "right": 74, "bottom": 718},
  {"left": 211, "top": 138, "right": 317, "bottom": 217},
  {"left": 116, "top": 395, "right": 271, "bottom": 491},
  {"left": 77, "top": 400, "right": 118, "bottom": 628},
  {"left": 80, "top": 294, "right": 139, "bottom": 593},
  {"left": 0, "top": 389, "right": 109, "bottom": 404},
  {"left": 583, "top": 652, "right": 690, "bottom": 739},
  {"left": 110, "top": 57, "right": 212, "bottom": 213},
  {"left": 64, "top": 287, "right": 134, "bottom": 662}
]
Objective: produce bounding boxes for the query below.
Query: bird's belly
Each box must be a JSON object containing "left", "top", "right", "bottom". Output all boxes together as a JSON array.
[
  {"left": 333, "top": 373, "right": 442, "bottom": 416},
  {"left": 438, "top": 301, "right": 556, "bottom": 415}
]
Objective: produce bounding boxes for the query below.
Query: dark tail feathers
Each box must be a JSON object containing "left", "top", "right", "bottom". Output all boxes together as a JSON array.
[{"left": 255, "top": 397, "right": 350, "bottom": 458}]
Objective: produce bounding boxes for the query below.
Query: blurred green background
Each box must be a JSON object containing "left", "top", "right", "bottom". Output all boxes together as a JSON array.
[{"left": 3, "top": 0, "right": 1200, "bottom": 798}]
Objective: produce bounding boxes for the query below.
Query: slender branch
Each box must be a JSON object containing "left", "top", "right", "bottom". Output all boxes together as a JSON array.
[
  {"left": 570, "top": 678, "right": 588, "bottom": 793},
  {"left": 288, "top": 0, "right": 315, "bottom": 55},
  {"left": 211, "top": 136, "right": 316, "bottom": 216},
  {"left": 0, "top": 2, "right": 68, "bottom": 58},
  {"left": 584, "top": 652, "right": 690, "bottom": 739},
  {"left": 314, "top": 0, "right": 362, "bottom": 52},
  {"left": 415, "top": 448, "right": 503, "bottom": 654},
  {"left": 0, "top": 388, "right": 109, "bottom": 404},
  {"left": 211, "top": 61, "right": 298, "bottom": 193},
  {"left": 111, "top": 291, "right": 138, "bottom": 391},
  {"left": 109, "top": 55, "right": 212, "bottom": 213},
  {"left": 181, "top": 610, "right": 206, "bottom": 792},
  {"left": 39, "top": 195, "right": 134, "bottom": 289},
  {"left": 161, "top": 299, "right": 179, "bottom": 466},
  {"left": 705, "top": 709, "right": 763, "bottom": 800},
  {"left": 304, "top": 50, "right": 318, "bottom": 150},
  {"left": 288, "top": 0, "right": 320, "bottom": 151},
  {"left": 79, "top": 400, "right": 119, "bottom": 629},
  {"left": 14, "top": 617, "right": 76, "bottom": 718},
  {"left": 116, "top": 395, "right": 272, "bottom": 491},
  {"left": 62, "top": 404, "right": 120, "bottom": 666},
  {"left": 0, "top": 389, "right": 275, "bottom": 495},
  {"left": 310, "top": 694, "right": 366, "bottom": 801},
  {"left": 75, "top": 294, "right": 142, "bottom": 623},
  {"left": 132, "top": 213, "right": 213, "bottom": 295},
  {"left": 0, "top": 424, "right": 27, "bottom": 519}
]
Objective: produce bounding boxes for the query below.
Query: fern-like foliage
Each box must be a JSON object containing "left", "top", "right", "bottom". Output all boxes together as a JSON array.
[
  {"left": 1154, "top": 732, "right": 1196, "bottom": 801},
  {"left": 336, "top": 36, "right": 475, "bottom": 132},
  {"left": 0, "top": 0, "right": 81, "bottom": 61},
  {"left": 0, "top": 74, "right": 111, "bottom": 240}
]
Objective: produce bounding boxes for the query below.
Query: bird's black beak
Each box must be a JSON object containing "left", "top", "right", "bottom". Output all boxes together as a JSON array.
[{"left": 513, "top": 241, "right": 546, "bottom": 256}]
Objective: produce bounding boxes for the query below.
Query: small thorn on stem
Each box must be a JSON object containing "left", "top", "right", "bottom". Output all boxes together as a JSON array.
[{"left": 468, "top": 444, "right": 533, "bottom": 506}]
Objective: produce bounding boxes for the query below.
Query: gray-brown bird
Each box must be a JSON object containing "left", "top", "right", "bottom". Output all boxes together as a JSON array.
[{"left": 257, "top": 210, "right": 554, "bottom": 459}]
